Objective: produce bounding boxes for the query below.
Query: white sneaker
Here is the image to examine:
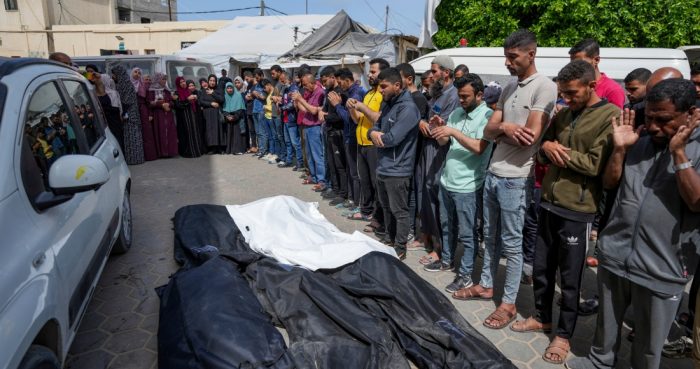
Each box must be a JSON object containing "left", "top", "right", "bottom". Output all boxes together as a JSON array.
[{"left": 267, "top": 154, "right": 278, "bottom": 164}]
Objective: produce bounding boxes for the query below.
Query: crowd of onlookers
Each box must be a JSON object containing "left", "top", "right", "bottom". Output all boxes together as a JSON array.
[{"left": 47, "top": 31, "right": 700, "bottom": 367}]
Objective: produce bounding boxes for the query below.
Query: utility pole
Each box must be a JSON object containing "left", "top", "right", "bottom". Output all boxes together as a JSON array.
[
  {"left": 384, "top": 5, "right": 388, "bottom": 33},
  {"left": 260, "top": 0, "right": 265, "bottom": 16},
  {"left": 168, "top": 0, "right": 172, "bottom": 21},
  {"left": 305, "top": 0, "right": 308, "bottom": 14}
]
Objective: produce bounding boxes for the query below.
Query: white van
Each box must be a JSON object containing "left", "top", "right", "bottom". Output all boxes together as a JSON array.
[
  {"left": 411, "top": 47, "right": 691, "bottom": 86},
  {"left": 72, "top": 55, "right": 214, "bottom": 90}
]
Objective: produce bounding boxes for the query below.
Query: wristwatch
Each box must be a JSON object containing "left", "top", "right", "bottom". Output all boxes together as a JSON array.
[{"left": 673, "top": 160, "right": 693, "bottom": 172}]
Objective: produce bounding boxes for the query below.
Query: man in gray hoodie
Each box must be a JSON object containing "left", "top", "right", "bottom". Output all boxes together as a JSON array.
[
  {"left": 367, "top": 67, "right": 420, "bottom": 260},
  {"left": 566, "top": 78, "right": 700, "bottom": 369}
]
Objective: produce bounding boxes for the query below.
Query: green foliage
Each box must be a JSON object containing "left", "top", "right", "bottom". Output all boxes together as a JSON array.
[{"left": 433, "top": 0, "right": 700, "bottom": 49}]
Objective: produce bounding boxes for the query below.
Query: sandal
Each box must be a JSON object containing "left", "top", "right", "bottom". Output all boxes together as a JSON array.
[
  {"left": 452, "top": 285, "right": 492, "bottom": 301},
  {"left": 543, "top": 336, "right": 570, "bottom": 364},
  {"left": 418, "top": 254, "right": 436, "bottom": 265},
  {"left": 483, "top": 307, "right": 516, "bottom": 330},
  {"left": 349, "top": 212, "right": 372, "bottom": 221},
  {"left": 302, "top": 178, "right": 316, "bottom": 185},
  {"left": 510, "top": 316, "right": 552, "bottom": 333}
]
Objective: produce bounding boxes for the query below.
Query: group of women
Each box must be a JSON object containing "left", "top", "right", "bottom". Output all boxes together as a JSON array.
[{"left": 103, "top": 67, "right": 248, "bottom": 165}]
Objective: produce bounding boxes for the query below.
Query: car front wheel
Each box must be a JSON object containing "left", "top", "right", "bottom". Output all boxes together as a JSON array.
[
  {"left": 17, "top": 345, "right": 60, "bottom": 369},
  {"left": 112, "top": 188, "right": 132, "bottom": 254}
]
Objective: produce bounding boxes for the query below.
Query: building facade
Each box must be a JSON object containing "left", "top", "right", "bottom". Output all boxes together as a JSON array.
[
  {"left": 52, "top": 21, "right": 229, "bottom": 57},
  {"left": 0, "top": 0, "right": 177, "bottom": 58}
]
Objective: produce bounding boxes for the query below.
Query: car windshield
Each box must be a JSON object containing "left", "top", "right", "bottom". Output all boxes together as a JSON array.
[{"left": 167, "top": 60, "right": 214, "bottom": 89}]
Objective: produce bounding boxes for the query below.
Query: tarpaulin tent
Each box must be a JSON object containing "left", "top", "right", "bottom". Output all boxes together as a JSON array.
[
  {"left": 274, "top": 11, "right": 418, "bottom": 83},
  {"left": 175, "top": 14, "right": 333, "bottom": 74}
]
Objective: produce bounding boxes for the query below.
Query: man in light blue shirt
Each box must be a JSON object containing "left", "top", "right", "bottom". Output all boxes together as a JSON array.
[{"left": 423, "top": 74, "right": 493, "bottom": 294}]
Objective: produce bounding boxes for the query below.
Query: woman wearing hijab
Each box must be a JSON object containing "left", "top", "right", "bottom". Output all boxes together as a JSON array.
[
  {"left": 222, "top": 81, "right": 247, "bottom": 155},
  {"left": 196, "top": 78, "right": 209, "bottom": 149},
  {"left": 199, "top": 74, "right": 224, "bottom": 154},
  {"left": 97, "top": 73, "right": 125, "bottom": 151},
  {"left": 133, "top": 67, "right": 158, "bottom": 161},
  {"left": 112, "top": 65, "right": 144, "bottom": 164},
  {"left": 147, "top": 72, "right": 178, "bottom": 158},
  {"left": 173, "top": 76, "right": 203, "bottom": 157}
]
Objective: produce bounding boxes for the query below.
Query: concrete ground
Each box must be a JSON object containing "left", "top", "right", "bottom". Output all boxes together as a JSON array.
[{"left": 65, "top": 154, "right": 693, "bottom": 369}]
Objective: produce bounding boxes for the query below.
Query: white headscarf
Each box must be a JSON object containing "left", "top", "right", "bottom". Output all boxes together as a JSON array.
[{"left": 101, "top": 74, "right": 122, "bottom": 114}]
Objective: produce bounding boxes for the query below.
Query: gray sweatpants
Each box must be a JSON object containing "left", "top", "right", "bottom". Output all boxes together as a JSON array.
[{"left": 588, "top": 267, "right": 682, "bottom": 369}]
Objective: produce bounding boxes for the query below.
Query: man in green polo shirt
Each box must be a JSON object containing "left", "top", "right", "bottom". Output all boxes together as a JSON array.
[{"left": 423, "top": 74, "right": 493, "bottom": 293}]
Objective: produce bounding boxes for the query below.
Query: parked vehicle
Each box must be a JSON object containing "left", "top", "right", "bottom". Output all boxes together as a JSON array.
[
  {"left": 72, "top": 54, "right": 214, "bottom": 90},
  {"left": 0, "top": 58, "right": 132, "bottom": 369},
  {"left": 411, "top": 47, "right": 692, "bottom": 86}
]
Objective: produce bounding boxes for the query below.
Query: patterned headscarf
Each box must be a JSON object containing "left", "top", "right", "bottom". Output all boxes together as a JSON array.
[{"left": 149, "top": 72, "right": 168, "bottom": 91}]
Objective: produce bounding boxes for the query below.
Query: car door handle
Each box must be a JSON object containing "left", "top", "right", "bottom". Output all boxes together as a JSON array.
[
  {"left": 113, "top": 148, "right": 120, "bottom": 158},
  {"left": 32, "top": 253, "right": 46, "bottom": 268}
]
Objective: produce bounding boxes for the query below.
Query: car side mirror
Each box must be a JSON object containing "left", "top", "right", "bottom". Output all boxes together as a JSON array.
[{"left": 48, "top": 155, "right": 110, "bottom": 195}]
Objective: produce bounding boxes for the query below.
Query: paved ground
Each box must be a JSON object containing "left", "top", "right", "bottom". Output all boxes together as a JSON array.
[{"left": 65, "top": 154, "right": 694, "bottom": 369}]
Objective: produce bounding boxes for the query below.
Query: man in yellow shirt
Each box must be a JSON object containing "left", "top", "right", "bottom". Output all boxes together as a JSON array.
[{"left": 346, "top": 58, "right": 389, "bottom": 232}]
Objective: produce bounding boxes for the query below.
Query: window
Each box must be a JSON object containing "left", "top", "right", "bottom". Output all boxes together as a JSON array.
[
  {"left": 21, "top": 82, "right": 85, "bottom": 205},
  {"left": 144, "top": 49, "right": 156, "bottom": 55},
  {"left": 167, "top": 60, "right": 213, "bottom": 90},
  {"left": 118, "top": 8, "right": 130, "bottom": 23},
  {"left": 141, "top": 17, "right": 151, "bottom": 24},
  {"left": 4, "top": 0, "right": 18, "bottom": 11},
  {"left": 63, "top": 80, "right": 104, "bottom": 150}
]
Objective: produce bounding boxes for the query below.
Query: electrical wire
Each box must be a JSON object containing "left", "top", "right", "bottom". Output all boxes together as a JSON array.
[
  {"left": 123, "top": 6, "right": 282, "bottom": 16},
  {"left": 360, "top": 0, "right": 386, "bottom": 29}
]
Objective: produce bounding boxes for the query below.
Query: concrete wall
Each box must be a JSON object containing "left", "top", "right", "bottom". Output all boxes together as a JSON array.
[
  {"left": 51, "top": 21, "right": 229, "bottom": 57},
  {"left": 117, "top": 0, "right": 176, "bottom": 23},
  {"left": 0, "top": 0, "right": 176, "bottom": 57}
]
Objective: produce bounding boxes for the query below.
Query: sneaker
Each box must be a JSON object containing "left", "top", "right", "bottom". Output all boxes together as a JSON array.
[
  {"left": 446, "top": 275, "right": 473, "bottom": 293},
  {"left": 407, "top": 232, "right": 415, "bottom": 244},
  {"left": 277, "top": 161, "right": 287, "bottom": 167},
  {"left": 341, "top": 207, "right": 360, "bottom": 217},
  {"left": 329, "top": 197, "right": 345, "bottom": 206},
  {"left": 321, "top": 190, "right": 337, "bottom": 199},
  {"left": 663, "top": 336, "right": 693, "bottom": 358},
  {"left": 267, "top": 154, "right": 278, "bottom": 164},
  {"left": 424, "top": 260, "right": 451, "bottom": 273}
]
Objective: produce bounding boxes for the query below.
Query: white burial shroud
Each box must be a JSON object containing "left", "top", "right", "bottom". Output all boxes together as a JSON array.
[{"left": 226, "top": 196, "right": 396, "bottom": 270}]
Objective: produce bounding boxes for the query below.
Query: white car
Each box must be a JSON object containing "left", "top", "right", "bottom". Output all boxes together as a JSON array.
[{"left": 0, "top": 58, "right": 132, "bottom": 369}]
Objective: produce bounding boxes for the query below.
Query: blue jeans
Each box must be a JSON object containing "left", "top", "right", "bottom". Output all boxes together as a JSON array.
[
  {"left": 479, "top": 173, "right": 532, "bottom": 305},
  {"left": 263, "top": 117, "right": 276, "bottom": 156},
  {"left": 273, "top": 117, "right": 285, "bottom": 157},
  {"left": 253, "top": 112, "right": 267, "bottom": 154},
  {"left": 284, "top": 123, "right": 303, "bottom": 166},
  {"left": 303, "top": 125, "right": 325, "bottom": 184},
  {"left": 439, "top": 184, "right": 480, "bottom": 278}
]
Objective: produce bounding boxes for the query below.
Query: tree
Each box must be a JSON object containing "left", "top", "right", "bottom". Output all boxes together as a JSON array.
[{"left": 433, "top": 0, "right": 700, "bottom": 49}]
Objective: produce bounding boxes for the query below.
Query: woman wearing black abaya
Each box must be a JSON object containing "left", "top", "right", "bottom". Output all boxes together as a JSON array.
[
  {"left": 173, "top": 77, "right": 203, "bottom": 157},
  {"left": 199, "top": 74, "right": 225, "bottom": 154}
]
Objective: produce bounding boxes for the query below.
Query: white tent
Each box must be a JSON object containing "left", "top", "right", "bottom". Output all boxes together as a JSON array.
[{"left": 175, "top": 14, "right": 333, "bottom": 74}]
